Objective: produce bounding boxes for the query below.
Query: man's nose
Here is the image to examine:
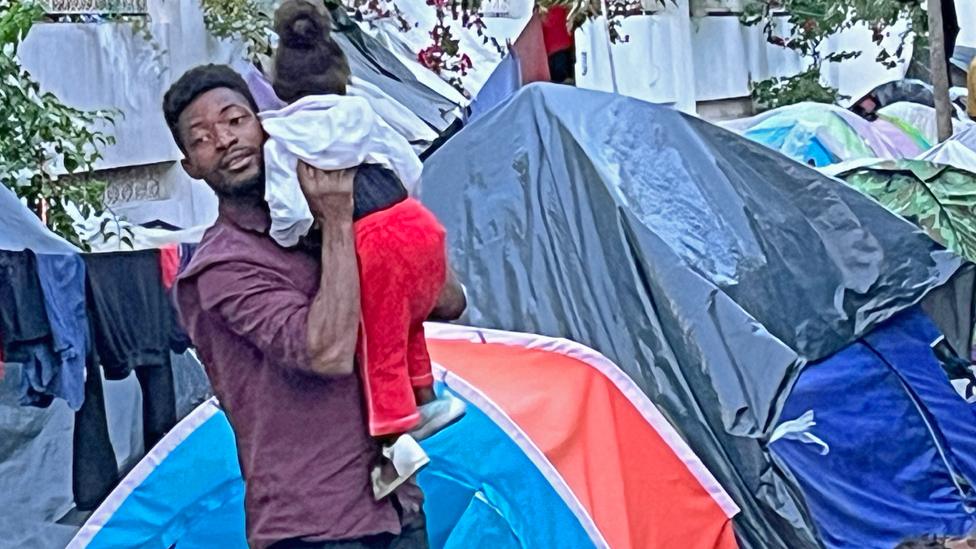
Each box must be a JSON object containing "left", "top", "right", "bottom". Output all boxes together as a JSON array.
[{"left": 215, "top": 126, "right": 238, "bottom": 150}]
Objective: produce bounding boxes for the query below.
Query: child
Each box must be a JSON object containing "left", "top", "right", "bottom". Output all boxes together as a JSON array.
[{"left": 265, "top": 0, "right": 466, "bottom": 498}]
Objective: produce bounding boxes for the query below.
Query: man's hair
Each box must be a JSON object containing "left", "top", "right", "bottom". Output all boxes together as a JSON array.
[
  {"left": 272, "top": 0, "right": 351, "bottom": 103},
  {"left": 163, "top": 64, "right": 259, "bottom": 151}
]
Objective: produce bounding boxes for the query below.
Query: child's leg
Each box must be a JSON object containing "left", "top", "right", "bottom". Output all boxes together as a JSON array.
[
  {"left": 408, "top": 321, "right": 436, "bottom": 405},
  {"left": 356, "top": 215, "right": 423, "bottom": 437}
]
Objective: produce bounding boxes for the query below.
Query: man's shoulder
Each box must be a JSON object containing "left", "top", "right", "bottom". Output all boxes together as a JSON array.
[{"left": 180, "top": 221, "right": 277, "bottom": 281}]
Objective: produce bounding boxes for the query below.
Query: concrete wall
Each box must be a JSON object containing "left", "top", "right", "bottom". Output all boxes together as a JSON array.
[{"left": 17, "top": 0, "right": 240, "bottom": 227}]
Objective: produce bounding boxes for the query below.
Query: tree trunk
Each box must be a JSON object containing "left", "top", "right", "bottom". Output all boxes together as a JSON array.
[{"left": 928, "top": 0, "right": 953, "bottom": 142}]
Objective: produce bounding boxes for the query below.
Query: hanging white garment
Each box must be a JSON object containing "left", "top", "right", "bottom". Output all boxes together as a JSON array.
[{"left": 260, "top": 94, "right": 423, "bottom": 247}]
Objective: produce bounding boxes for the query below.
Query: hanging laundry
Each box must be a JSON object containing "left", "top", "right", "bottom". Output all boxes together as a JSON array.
[
  {"left": 84, "top": 249, "right": 179, "bottom": 451},
  {"left": 134, "top": 358, "right": 178, "bottom": 450},
  {"left": 84, "top": 250, "right": 178, "bottom": 380},
  {"left": 0, "top": 250, "right": 64, "bottom": 409},
  {"left": 171, "top": 245, "right": 195, "bottom": 355},
  {"left": 178, "top": 243, "right": 198, "bottom": 276},
  {"left": 35, "top": 253, "right": 89, "bottom": 411},
  {"left": 72, "top": 327, "right": 120, "bottom": 511}
]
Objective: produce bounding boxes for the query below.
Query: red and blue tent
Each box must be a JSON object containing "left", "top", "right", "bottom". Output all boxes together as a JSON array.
[{"left": 67, "top": 325, "right": 739, "bottom": 549}]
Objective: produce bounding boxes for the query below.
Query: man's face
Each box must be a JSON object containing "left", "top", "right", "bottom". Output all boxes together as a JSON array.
[{"left": 178, "top": 87, "right": 265, "bottom": 197}]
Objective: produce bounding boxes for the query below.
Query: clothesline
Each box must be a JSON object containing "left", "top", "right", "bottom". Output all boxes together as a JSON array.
[
  {"left": 0, "top": 238, "right": 203, "bottom": 512},
  {"left": 0, "top": 245, "right": 197, "bottom": 408}
]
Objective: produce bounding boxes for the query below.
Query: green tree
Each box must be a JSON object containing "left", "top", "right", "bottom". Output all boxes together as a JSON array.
[
  {"left": 743, "top": 0, "right": 927, "bottom": 109},
  {"left": 0, "top": 0, "right": 118, "bottom": 248}
]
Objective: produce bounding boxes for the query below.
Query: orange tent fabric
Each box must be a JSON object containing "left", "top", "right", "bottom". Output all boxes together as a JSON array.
[{"left": 428, "top": 326, "right": 739, "bottom": 549}]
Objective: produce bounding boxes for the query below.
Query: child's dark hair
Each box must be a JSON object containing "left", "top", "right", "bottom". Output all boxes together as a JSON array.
[{"left": 273, "top": 0, "right": 351, "bottom": 103}]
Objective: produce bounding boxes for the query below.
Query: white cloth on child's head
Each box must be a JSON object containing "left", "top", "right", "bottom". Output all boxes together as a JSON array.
[{"left": 260, "top": 94, "right": 423, "bottom": 247}]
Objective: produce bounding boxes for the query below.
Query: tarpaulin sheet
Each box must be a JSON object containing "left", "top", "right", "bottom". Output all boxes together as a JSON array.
[
  {"left": 771, "top": 308, "right": 976, "bottom": 548},
  {"left": 919, "top": 124, "right": 976, "bottom": 174},
  {"left": 877, "top": 102, "right": 974, "bottom": 146},
  {"left": 834, "top": 159, "right": 976, "bottom": 266},
  {"left": 330, "top": 7, "right": 461, "bottom": 134},
  {"left": 0, "top": 184, "right": 78, "bottom": 254},
  {"left": 420, "top": 83, "right": 971, "bottom": 548}
]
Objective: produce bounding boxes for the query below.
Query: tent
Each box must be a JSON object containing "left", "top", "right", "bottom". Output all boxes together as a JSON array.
[
  {"left": 832, "top": 159, "right": 976, "bottom": 263},
  {"left": 724, "top": 102, "right": 921, "bottom": 167},
  {"left": 329, "top": 7, "right": 463, "bottom": 136},
  {"left": 67, "top": 325, "right": 739, "bottom": 549},
  {"left": 849, "top": 79, "right": 970, "bottom": 120},
  {"left": 919, "top": 124, "right": 976, "bottom": 174},
  {"left": 877, "top": 102, "right": 975, "bottom": 147},
  {"left": 420, "top": 84, "right": 976, "bottom": 548},
  {"left": 771, "top": 307, "right": 976, "bottom": 548}
]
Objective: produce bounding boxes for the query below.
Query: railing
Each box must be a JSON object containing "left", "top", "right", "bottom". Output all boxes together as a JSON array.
[{"left": 40, "top": 0, "right": 148, "bottom": 16}]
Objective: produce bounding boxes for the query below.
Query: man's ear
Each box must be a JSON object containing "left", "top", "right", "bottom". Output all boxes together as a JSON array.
[{"left": 181, "top": 157, "right": 203, "bottom": 180}]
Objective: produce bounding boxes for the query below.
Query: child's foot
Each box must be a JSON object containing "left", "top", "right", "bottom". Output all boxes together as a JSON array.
[
  {"left": 409, "top": 392, "right": 467, "bottom": 441},
  {"left": 414, "top": 385, "right": 437, "bottom": 406},
  {"left": 372, "top": 434, "right": 430, "bottom": 500}
]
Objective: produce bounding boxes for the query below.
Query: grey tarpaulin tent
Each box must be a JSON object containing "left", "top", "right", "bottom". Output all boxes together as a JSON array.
[
  {"left": 329, "top": 6, "right": 462, "bottom": 136},
  {"left": 420, "top": 84, "right": 974, "bottom": 548}
]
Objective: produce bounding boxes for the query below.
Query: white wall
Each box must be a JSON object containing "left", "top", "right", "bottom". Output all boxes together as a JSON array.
[
  {"left": 16, "top": 0, "right": 237, "bottom": 227},
  {"left": 18, "top": 0, "right": 241, "bottom": 171},
  {"left": 690, "top": 15, "right": 804, "bottom": 101},
  {"left": 957, "top": 0, "right": 975, "bottom": 49},
  {"left": 577, "top": 8, "right": 912, "bottom": 113},
  {"left": 821, "top": 20, "right": 913, "bottom": 104},
  {"left": 575, "top": 0, "right": 698, "bottom": 113}
]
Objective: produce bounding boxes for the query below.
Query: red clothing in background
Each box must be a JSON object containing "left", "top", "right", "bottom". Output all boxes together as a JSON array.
[
  {"left": 160, "top": 245, "right": 180, "bottom": 290},
  {"left": 542, "top": 6, "right": 573, "bottom": 55}
]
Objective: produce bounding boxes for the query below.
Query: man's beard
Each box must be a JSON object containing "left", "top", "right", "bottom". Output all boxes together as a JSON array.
[{"left": 215, "top": 171, "right": 265, "bottom": 200}]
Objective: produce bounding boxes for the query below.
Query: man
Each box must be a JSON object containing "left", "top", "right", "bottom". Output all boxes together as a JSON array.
[{"left": 163, "top": 64, "right": 463, "bottom": 548}]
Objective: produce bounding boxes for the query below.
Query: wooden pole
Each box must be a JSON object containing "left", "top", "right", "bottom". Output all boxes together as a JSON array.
[
  {"left": 601, "top": 0, "right": 620, "bottom": 94},
  {"left": 928, "top": 0, "right": 953, "bottom": 142}
]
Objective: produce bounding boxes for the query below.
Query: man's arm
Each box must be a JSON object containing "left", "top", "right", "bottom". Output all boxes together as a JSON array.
[
  {"left": 300, "top": 164, "right": 360, "bottom": 377},
  {"left": 196, "top": 264, "right": 327, "bottom": 376},
  {"left": 195, "top": 166, "right": 360, "bottom": 378}
]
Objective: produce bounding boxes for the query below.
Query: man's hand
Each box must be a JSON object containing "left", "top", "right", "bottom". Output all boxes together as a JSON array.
[
  {"left": 297, "top": 162, "right": 356, "bottom": 221},
  {"left": 299, "top": 162, "right": 360, "bottom": 378}
]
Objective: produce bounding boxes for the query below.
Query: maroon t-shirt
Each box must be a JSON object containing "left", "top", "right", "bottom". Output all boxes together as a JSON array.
[{"left": 174, "top": 199, "right": 401, "bottom": 548}]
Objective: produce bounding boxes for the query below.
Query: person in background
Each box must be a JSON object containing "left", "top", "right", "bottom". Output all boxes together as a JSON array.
[{"left": 541, "top": 5, "right": 576, "bottom": 85}]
